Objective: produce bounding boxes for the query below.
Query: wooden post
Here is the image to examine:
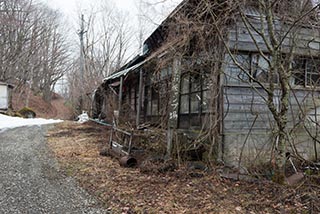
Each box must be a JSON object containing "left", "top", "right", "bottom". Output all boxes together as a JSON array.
[
  {"left": 118, "top": 76, "right": 124, "bottom": 114},
  {"left": 166, "top": 56, "right": 181, "bottom": 158},
  {"left": 136, "top": 68, "right": 143, "bottom": 127}
]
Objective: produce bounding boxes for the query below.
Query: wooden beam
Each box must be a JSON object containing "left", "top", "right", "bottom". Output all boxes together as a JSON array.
[
  {"left": 118, "top": 76, "right": 124, "bottom": 115},
  {"left": 136, "top": 68, "right": 143, "bottom": 127},
  {"left": 166, "top": 56, "right": 182, "bottom": 158}
]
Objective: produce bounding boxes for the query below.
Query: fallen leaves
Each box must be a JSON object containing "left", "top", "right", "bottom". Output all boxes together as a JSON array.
[{"left": 47, "top": 121, "right": 320, "bottom": 214}]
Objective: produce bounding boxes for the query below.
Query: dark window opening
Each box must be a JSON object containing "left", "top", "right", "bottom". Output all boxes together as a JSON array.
[
  {"left": 144, "top": 66, "right": 173, "bottom": 125},
  {"left": 292, "top": 57, "right": 320, "bottom": 87},
  {"left": 146, "top": 86, "right": 159, "bottom": 117},
  {"left": 126, "top": 83, "right": 139, "bottom": 113}
]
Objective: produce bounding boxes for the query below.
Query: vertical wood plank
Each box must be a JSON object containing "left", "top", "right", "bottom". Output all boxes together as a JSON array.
[{"left": 166, "top": 56, "right": 182, "bottom": 157}]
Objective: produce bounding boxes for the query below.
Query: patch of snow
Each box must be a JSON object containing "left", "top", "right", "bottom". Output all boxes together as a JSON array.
[
  {"left": 0, "top": 114, "right": 63, "bottom": 131},
  {"left": 77, "top": 111, "right": 89, "bottom": 123}
]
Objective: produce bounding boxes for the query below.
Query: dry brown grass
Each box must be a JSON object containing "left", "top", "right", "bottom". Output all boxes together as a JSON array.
[
  {"left": 12, "top": 89, "right": 73, "bottom": 120},
  {"left": 47, "top": 121, "right": 319, "bottom": 214}
]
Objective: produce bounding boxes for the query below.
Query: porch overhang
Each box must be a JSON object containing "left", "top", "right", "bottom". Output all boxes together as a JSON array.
[{"left": 104, "top": 60, "right": 146, "bottom": 82}]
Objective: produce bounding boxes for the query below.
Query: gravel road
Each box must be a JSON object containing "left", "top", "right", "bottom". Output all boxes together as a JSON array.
[{"left": 0, "top": 125, "right": 107, "bottom": 214}]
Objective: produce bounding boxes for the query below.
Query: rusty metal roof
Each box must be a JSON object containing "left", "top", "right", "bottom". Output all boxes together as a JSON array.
[{"left": 103, "top": 60, "right": 146, "bottom": 82}]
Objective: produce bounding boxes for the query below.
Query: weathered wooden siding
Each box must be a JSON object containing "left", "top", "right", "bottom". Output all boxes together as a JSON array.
[
  {"left": 221, "top": 14, "right": 320, "bottom": 166},
  {"left": 228, "top": 17, "right": 320, "bottom": 55},
  {"left": 222, "top": 83, "right": 320, "bottom": 166},
  {"left": 222, "top": 85, "right": 273, "bottom": 166},
  {"left": 287, "top": 89, "right": 320, "bottom": 158}
]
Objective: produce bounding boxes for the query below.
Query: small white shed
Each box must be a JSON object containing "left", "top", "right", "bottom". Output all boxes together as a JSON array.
[{"left": 0, "top": 82, "right": 13, "bottom": 110}]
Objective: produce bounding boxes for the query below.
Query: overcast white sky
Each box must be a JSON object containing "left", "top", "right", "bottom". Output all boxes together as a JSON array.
[
  {"left": 39, "top": 0, "right": 182, "bottom": 33},
  {"left": 38, "top": 0, "right": 182, "bottom": 55},
  {"left": 42, "top": 0, "right": 138, "bottom": 19},
  {"left": 40, "top": 0, "right": 138, "bottom": 29}
]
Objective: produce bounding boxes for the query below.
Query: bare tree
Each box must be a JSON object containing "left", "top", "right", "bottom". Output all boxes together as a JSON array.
[
  {"left": 31, "top": 5, "right": 70, "bottom": 101},
  {"left": 0, "top": 0, "right": 70, "bottom": 103},
  {"left": 67, "top": 1, "right": 133, "bottom": 113}
]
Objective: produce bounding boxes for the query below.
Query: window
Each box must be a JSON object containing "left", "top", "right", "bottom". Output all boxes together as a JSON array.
[
  {"left": 201, "top": 73, "right": 210, "bottom": 113},
  {"left": 151, "top": 88, "right": 159, "bottom": 116},
  {"left": 180, "top": 73, "right": 203, "bottom": 114},
  {"left": 160, "top": 67, "right": 172, "bottom": 80},
  {"left": 190, "top": 93, "right": 201, "bottom": 113},
  {"left": 146, "top": 86, "right": 151, "bottom": 116},
  {"left": 252, "top": 54, "right": 270, "bottom": 82},
  {"left": 180, "top": 75, "right": 190, "bottom": 115},
  {"left": 225, "top": 53, "right": 251, "bottom": 84},
  {"left": 180, "top": 94, "right": 189, "bottom": 114},
  {"left": 224, "top": 53, "right": 272, "bottom": 84},
  {"left": 151, "top": 66, "right": 173, "bottom": 83},
  {"left": 202, "top": 90, "right": 209, "bottom": 112},
  {"left": 178, "top": 72, "right": 209, "bottom": 128},
  {"left": 127, "top": 84, "right": 139, "bottom": 113},
  {"left": 144, "top": 67, "right": 173, "bottom": 123},
  {"left": 292, "top": 57, "right": 320, "bottom": 87},
  {"left": 145, "top": 86, "right": 159, "bottom": 117}
]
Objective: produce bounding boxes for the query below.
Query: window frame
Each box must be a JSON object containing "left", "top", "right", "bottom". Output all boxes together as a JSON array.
[
  {"left": 178, "top": 71, "right": 209, "bottom": 129},
  {"left": 292, "top": 57, "right": 320, "bottom": 87},
  {"left": 145, "top": 65, "right": 173, "bottom": 120},
  {"left": 224, "top": 52, "right": 273, "bottom": 85}
]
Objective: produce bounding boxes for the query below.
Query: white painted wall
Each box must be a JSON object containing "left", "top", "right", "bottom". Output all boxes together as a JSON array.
[{"left": 0, "top": 85, "right": 8, "bottom": 109}]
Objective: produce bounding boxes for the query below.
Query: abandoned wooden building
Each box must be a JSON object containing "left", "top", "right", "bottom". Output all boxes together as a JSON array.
[{"left": 93, "top": 0, "right": 320, "bottom": 167}]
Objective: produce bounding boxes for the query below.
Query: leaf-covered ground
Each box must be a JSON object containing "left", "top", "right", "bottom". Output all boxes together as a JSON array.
[{"left": 47, "top": 121, "right": 319, "bottom": 214}]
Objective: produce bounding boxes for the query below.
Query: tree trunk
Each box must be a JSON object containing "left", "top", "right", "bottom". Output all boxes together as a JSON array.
[
  {"left": 273, "top": 130, "right": 287, "bottom": 184},
  {"left": 42, "top": 85, "right": 52, "bottom": 102},
  {"left": 272, "top": 72, "right": 290, "bottom": 184}
]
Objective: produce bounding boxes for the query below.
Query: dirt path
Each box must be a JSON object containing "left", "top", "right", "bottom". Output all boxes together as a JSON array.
[{"left": 0, "top": 125, "right": 107, "bottom": 214}]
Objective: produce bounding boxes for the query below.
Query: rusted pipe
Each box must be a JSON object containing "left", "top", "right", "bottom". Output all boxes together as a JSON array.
[{"left": 119, "top": 156, "right": 137, "bottom": 168}]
